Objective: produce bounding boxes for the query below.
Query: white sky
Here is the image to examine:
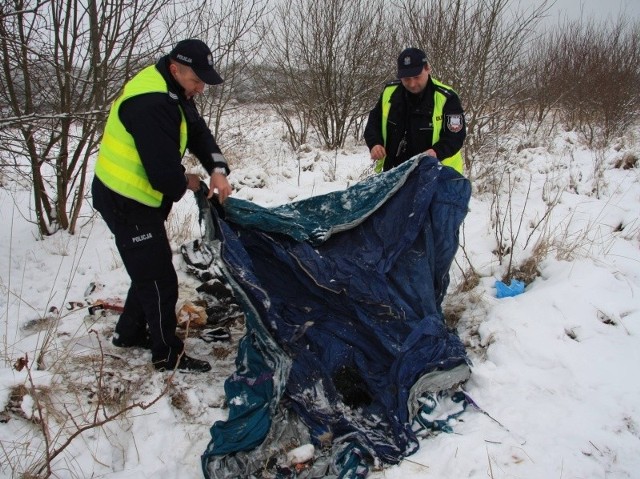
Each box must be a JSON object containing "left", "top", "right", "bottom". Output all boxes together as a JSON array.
[{"left": 547, "top": 0, "right": 640, "bottom": 22}]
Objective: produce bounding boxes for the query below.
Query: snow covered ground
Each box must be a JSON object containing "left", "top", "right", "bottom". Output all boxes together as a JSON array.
[{"left": 1, "top": 105, "right": 639, "bottom": 478}]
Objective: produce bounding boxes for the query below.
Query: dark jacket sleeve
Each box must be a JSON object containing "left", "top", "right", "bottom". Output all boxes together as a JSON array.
[
  {"left": 120, "top": 93, "right": 188, "bottom": 203},
  {"left": 363, "top": 94, "right": 384, "bottom": 151},
  {"left": 180, "top": 98, "right": 230, "bottom": 175},
  {"left": 431, "top": 92, "right": 466, "bottom": 160}
]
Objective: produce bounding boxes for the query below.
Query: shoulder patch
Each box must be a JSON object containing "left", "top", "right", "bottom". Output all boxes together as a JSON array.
[
  {"left": 446, "top": 114, "right": 464, "bottom": 133},
  {"left": 167, "top": 91, "right": 179, "bottom": 103}
]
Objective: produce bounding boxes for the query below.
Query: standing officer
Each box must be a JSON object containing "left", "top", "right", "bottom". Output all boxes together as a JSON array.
[
  {"left": 92, "top": 39, "right": 232, "bottom": 372},
  {"left": 364, "top": 47, "right": 466, "bottom": 174}
]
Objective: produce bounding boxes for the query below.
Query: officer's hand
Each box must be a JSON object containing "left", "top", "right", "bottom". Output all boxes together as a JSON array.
[
  {"left": 425, "top": 148, "right": 438, "bottom": 159},
  {"left": 209, "top": 173, "right": 232, "bottom": 203},
  {"left": 370, "top": 145, "right": 386, "bottom": 161}
]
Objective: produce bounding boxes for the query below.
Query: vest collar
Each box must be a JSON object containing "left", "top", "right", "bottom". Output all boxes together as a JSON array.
[{"left": 156, "top": 55, "right": 188, "bottom": 101}]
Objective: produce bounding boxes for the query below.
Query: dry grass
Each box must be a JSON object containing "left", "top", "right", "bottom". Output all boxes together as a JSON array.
[
  {"left": 211, "top": 346, "right": 234, "bottom": 360},
  {"left": 614, "top": 152, "right": 638, "bottom": 170},
  {"left": 506, "top": 239, "right": 550, "bottom": 284},
  {"left": 455, "top": 268, "right": 481, "bottom": 294},
  {"left": 170, "top": 391, "right": 190, "bottom": 412},
  {"left": 166, "top": 209, "right": 199, "bottom": 249},
  {"left": 443, "top": 302, "right": 467, "bottom": 330}
]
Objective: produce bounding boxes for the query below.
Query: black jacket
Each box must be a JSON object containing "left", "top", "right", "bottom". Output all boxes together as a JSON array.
[
  {"left": 364, "top": 77, "right": 466, "bottom": 171},
  {"left": 100, "top": 55, "right": 228, "bottom": 212}
]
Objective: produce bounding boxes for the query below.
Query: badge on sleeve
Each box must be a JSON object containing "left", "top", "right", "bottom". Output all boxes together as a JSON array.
[{"left": 446, "top": 114, "right": 463, "bottom": 133}]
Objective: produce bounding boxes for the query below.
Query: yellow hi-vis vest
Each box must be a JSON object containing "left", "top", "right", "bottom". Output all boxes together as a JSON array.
[
  {"left": 95, "top": 65, "right": 187, "bottom": 207},
  {"left": 375, "top": 79, "right": 464, "bottom": 174}
]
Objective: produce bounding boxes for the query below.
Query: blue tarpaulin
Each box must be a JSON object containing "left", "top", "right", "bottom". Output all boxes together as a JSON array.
[{"left": 198, "top": 155, "right": 472, "bottom": 478}]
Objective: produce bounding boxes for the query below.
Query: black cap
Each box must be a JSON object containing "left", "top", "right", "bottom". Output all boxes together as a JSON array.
[
  {"left": 170, "top": 39, "right": 224, "bottom": 85},
  {"left": 397, "top": 47, "right": 428, "bottom": 79}
]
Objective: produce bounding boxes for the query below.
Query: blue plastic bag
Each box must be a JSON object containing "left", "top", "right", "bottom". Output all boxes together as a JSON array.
[{"left": 495, "top": 279, "right": 525, "bottom": 298}]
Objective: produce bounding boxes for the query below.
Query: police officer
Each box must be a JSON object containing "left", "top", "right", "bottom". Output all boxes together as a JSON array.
[
  {"left": 92, "top": 39, "right": 232, "bottom": 372},
  {"left": 364, "top": 47, "right": 466, "bottom": 174}
]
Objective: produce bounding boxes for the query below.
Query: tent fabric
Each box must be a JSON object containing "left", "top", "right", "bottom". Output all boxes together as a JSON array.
[{"left": 199, "top": 154, "right": 472, "bottom": 478}]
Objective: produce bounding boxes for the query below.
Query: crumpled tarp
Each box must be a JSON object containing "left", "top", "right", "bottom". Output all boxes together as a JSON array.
[{"left": 199, "top": 154, "right": 472, "bottom": 478}]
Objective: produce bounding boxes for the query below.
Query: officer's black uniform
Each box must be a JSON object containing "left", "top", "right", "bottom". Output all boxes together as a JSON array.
[
  {"left": 364, "top": 77, "right": 466, "bottom": 171},
  {"left": 92, "top": 55, "right": 227, "bottom": 370}
]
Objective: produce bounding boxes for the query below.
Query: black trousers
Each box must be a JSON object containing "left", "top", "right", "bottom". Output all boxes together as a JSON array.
[{"left": 92, "top": 177, "right": 184, "bottom": 368}]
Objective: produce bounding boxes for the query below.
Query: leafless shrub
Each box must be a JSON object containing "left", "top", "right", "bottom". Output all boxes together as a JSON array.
[
  {"left": 479, "top": 148, "right": 562, "bottom": 282},
  {"left": 165, "top": 0, "right": 270, "bottom": 145},
  {"left": 0, "top": 0, "right": 177, "bottom": 237},
  {"left": 1, "top": 337, "right": 179, "bottom": 478},
  {"left": 258, "top": 0, "right": 395, "bottom": 149},
  {"left": 514, "top": 36, "right": 564, "bottom": 139},
  {"left": 542, "top": 16, "right": 640, "bottom": 147},
  {"left": 489, "top": 170, "right": 523, "bottom": 270},
  {"left": 398, "top": 0, "right": 553, "bottom": 172},
  {"left": 276, "top": 101, "right": 311, "bottom": 150}
]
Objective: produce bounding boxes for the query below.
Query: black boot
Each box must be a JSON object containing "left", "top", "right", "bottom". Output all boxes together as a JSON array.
[
  {"left": 155, "top": 354, "right": 211, "bottom": 373},
  {"left": 112, "top": 333, "right": 152, "bottom": 349}
]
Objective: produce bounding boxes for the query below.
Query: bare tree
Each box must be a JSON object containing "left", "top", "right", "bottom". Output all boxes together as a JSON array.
[
  {"left": 543, "top": 16, "right": 640, "bottom": 146},
  {"left": 259, "top": 0, "right": 395, "bottom": 150},
  {"left": 0, "top": 0, "right": 174, "bottom": 236},
  {"left": 512, "top": 29, "right": 565, "bottom": 139},
  {"left": 397, "top": 0, "right": 553, "bottom": 171},
  {"left": 159, "top": 0, "right": 270, "bottom": 149}
]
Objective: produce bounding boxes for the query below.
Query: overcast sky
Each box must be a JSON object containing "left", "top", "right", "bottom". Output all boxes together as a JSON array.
[{"left": 547, "top": 0, "right": 640, "bottom": 22}]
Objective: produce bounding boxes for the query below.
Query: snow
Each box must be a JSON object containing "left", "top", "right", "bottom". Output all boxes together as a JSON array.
[
  {"left": 1, "top": 105, "right": 639, "bottom": 478},
  {"left": 287, "top": 444, "right": 315, "bottom": 465}
]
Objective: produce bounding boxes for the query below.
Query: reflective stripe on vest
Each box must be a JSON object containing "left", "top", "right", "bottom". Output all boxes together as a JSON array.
[
  {"left": 375, "top": 81, "right": 463, "bottom": 174},
  {"left": 95, "top": 65, "right": 188, "bottom": 207}
]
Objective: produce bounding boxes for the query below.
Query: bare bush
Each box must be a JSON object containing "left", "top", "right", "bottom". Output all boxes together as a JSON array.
[
  {"left": 514, "top": 32, "right": 565, "bottom": 139},
  {"left": 0, "top": 0, "right": 175, "bottom": 236},
  {"left": 162, "top": 0, "right": 270, "bottom": 144},
  {"left": 258, "top": 0, "right": 394, "bottom": 149},
  {"left": 1, "top": 345, "right": 172, "bottom": 478},
  {"left": 542, "top": 16, "right": 640, "bottom": 147},
  {"left": 397, "top": 0, "right": 553, "bottom": 171},
  {"left": 478, "top": 148, "right": 562, "bottom": 282}
]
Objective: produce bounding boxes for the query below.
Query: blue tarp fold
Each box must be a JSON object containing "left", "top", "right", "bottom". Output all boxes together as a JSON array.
[{"left": 200, "top": 155, "right": 471, "bottom": 478}]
